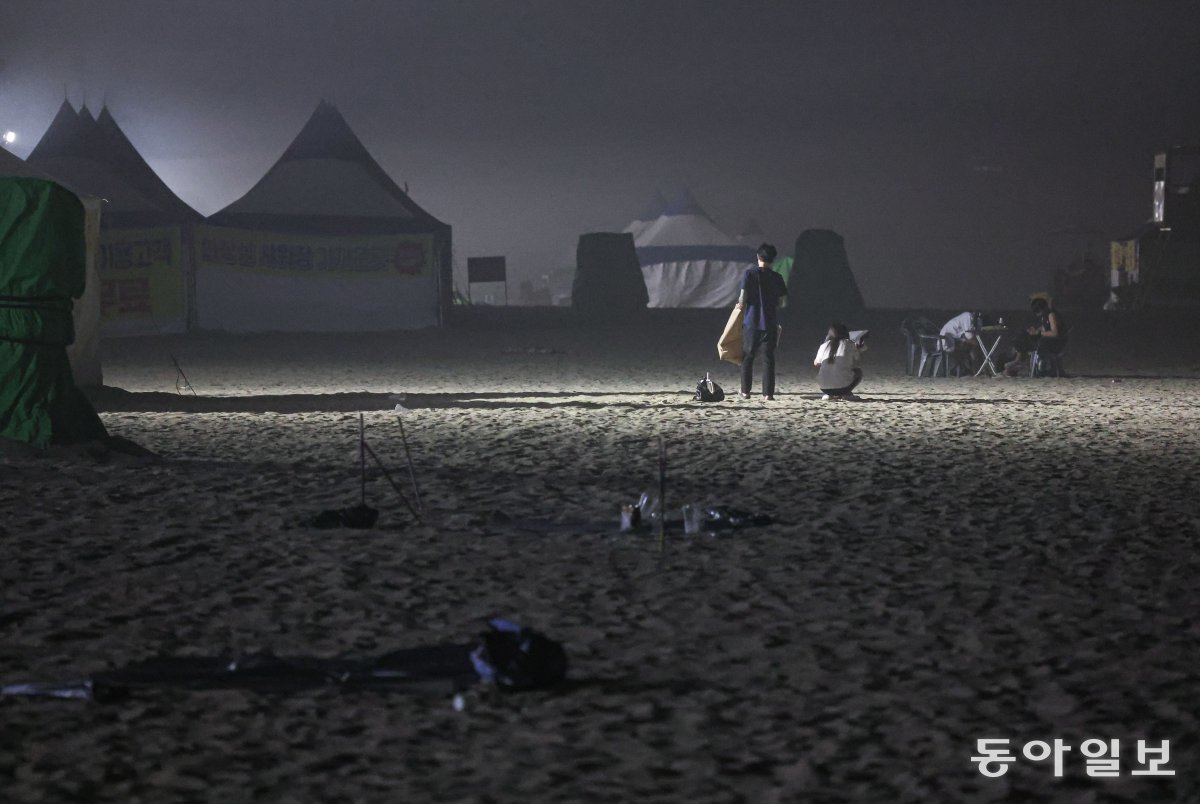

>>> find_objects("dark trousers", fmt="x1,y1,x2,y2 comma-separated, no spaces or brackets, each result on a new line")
1012,331,1040,355
741,326,778,396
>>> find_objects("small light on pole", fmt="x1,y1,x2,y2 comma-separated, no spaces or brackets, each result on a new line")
2,131,15,147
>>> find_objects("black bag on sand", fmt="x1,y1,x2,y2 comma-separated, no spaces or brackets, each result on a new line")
694,372,725,402
470,619,568,691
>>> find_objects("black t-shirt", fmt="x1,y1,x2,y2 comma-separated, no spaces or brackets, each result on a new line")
741,267,788,331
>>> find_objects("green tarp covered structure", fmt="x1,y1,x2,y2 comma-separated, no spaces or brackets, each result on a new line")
0,177,107,447
771,256,795,290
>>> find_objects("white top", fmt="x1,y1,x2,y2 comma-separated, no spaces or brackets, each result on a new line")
814,338,861,389
939,312,975,348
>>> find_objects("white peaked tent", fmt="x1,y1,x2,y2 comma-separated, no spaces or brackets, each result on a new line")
622,190,667,241
0,147,103,387
631,190,755,308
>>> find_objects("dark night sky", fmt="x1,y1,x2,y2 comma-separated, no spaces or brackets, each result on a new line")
3,0,1199,307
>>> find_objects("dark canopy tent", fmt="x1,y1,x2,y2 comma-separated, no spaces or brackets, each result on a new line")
198,101,452,331
572,232,648,316
94,107,202,227
788,229,866,321
205,101,447,237
27,101,200,335
0,177,107,447
27,101,196,230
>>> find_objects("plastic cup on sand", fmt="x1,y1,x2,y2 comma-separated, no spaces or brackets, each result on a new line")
638,491,661,523
619,504,640,531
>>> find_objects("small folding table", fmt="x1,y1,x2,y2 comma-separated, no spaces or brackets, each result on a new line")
972,326,1008,377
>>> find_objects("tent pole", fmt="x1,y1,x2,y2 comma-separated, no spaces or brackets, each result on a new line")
362,440,421,521
396,414,423,514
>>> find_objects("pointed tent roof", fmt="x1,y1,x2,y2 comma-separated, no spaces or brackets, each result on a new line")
95,106,201,222
26,101,190,226
661,188,709,218
632,188,754,264
626,190,667,226
634,188,741,249
636,190,668,222
27,100,93,163
207,101,446,235
623,190,668,237
736,218,766,242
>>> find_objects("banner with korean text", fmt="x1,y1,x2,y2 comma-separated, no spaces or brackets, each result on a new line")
194,226,437,331
98,227,187,335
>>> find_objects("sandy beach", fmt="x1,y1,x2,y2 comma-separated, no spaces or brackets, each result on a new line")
2,308,1199,802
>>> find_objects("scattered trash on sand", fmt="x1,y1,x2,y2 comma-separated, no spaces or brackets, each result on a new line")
620,491,771,536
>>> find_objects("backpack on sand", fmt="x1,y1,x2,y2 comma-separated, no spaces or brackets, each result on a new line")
694,372,725,402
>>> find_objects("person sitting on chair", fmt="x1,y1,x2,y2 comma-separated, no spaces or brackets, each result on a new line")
938,311,981,375
814,322,863,400
1003,297,1063,376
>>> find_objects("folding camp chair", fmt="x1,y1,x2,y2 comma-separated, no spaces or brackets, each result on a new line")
901,317,937,375
917,333,951,377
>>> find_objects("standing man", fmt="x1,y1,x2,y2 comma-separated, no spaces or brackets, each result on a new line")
736,243,788,400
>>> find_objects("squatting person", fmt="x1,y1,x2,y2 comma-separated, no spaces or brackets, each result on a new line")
814,322,864,400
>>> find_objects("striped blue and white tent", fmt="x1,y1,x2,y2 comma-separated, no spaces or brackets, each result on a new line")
631,190,755,308
622,190,667,241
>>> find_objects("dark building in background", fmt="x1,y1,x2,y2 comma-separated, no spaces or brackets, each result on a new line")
1109,146,1200,309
